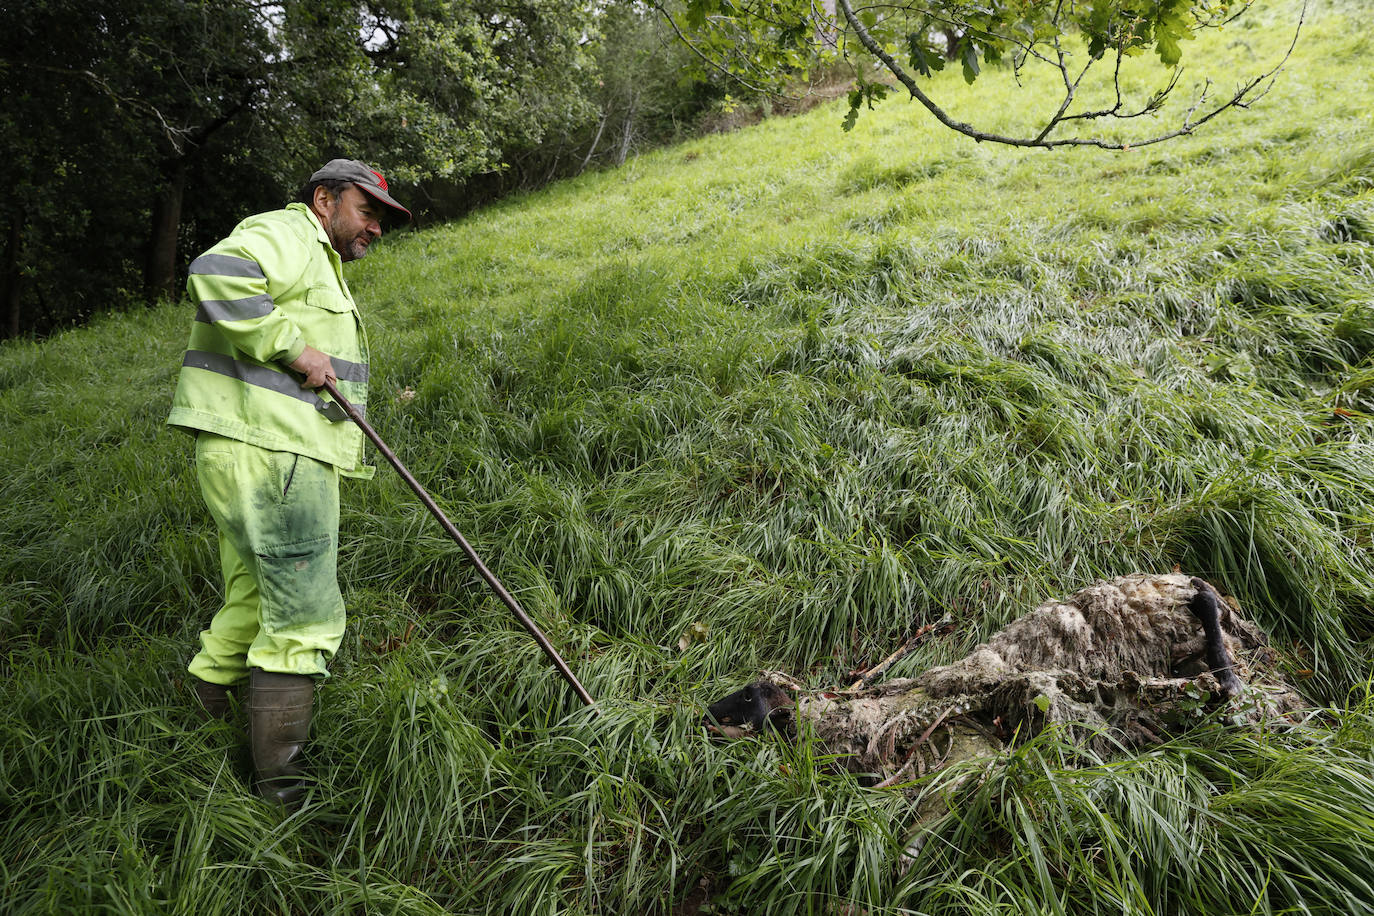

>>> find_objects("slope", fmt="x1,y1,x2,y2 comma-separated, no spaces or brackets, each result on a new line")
2,2,1373,912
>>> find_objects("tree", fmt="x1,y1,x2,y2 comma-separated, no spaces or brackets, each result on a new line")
415,3,737,215
1,0,594,335
657,0,1306,149
578,4,723,171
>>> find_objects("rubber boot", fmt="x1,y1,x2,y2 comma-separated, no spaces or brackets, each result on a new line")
247,668,315,807
192,678,235,722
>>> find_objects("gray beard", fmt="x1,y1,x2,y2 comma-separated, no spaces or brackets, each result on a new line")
328,214,369,262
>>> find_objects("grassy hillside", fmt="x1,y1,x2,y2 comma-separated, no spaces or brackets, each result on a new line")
3,2,1374,912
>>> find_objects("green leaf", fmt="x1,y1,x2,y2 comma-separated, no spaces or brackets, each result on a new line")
961,42,981,84
842,88,863,132
1156,31,1182,67
685,0,724,33
1154,11,1193,66
1085,0,1113,58
907,33,944,78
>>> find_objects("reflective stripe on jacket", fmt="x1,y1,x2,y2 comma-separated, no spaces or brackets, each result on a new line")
167,203,374,478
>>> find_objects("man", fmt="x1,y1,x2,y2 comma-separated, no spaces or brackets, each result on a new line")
168,159,410,805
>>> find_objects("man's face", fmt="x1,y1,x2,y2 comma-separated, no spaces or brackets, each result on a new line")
314,185,385,262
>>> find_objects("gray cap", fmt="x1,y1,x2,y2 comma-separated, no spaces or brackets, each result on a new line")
309,159,412,223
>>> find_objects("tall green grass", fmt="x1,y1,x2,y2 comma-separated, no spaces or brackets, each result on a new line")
3,1,1374,911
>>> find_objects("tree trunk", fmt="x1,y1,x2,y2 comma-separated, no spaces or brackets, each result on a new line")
145,159,186,303
580,108,609,174
615,90,639,167
940,28,964,61
1,217,21,339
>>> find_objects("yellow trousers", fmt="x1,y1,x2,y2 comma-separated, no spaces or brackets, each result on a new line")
188,432,344,684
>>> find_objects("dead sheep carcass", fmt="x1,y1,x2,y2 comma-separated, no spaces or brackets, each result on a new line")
704,573,1305,786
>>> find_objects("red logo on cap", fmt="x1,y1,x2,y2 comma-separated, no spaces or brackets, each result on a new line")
369,168,388,191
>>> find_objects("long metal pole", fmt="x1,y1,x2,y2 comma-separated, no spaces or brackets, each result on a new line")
322,379,595,707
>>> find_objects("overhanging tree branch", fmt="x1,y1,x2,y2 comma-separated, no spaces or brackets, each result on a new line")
835,0,1307,149
16,63,195,153
653,4,785,97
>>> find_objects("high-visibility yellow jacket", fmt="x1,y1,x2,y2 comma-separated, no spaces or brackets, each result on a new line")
167,203,373,478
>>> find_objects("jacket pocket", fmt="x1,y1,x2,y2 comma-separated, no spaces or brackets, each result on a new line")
305,285,354,313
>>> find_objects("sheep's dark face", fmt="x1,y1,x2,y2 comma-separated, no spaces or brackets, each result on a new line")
703,681,793,738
